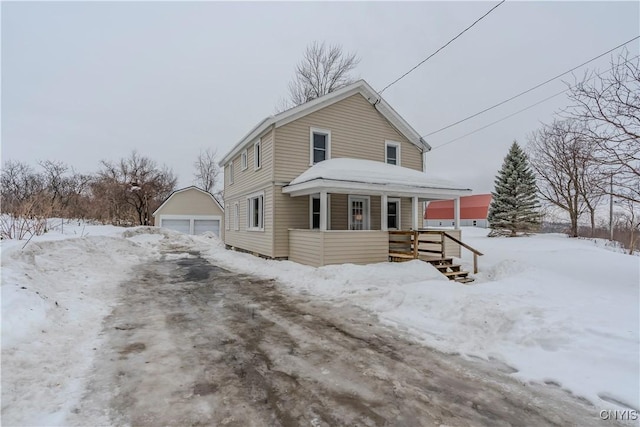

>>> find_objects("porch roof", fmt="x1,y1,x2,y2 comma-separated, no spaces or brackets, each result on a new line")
282,158,472,199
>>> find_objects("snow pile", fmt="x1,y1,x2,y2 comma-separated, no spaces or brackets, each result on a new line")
0,223,164,426
288,158,469,190
2,223,638,425
198,228,640,411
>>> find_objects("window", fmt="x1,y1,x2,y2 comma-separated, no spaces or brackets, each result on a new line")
309,128,331,165
311,196,321,229
385,141,401,165
348,196,370,230
247,192,264,230
241,150,248,170
234,203,240,231
225,204,230,230
228,161,234,185
387,198,401,230
472,220,477,227
254,140,261,170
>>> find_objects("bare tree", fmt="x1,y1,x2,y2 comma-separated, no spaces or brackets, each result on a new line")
566,51,639,204
282,41,360,110
528,119,600,237
94,151,177,225
193,148,220,193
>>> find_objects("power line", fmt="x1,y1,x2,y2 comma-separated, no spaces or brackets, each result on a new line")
423,35,640,137
430,54,640,150
378,0,506,95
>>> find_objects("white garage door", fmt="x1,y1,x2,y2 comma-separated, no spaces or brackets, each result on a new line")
161,219,190,234
194,219,220,236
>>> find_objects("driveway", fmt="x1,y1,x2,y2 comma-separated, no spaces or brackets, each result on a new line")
68,250,606,426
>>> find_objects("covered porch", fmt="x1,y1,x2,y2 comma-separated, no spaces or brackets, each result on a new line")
282,159,472,267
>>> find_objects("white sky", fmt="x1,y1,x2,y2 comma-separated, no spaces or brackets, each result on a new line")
2,1,638,193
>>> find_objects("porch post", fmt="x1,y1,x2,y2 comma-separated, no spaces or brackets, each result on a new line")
320,191,328,231
381,194,388,231
453,196,460,229
412,196,419,230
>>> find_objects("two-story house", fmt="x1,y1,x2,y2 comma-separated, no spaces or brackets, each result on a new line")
219,80,471,267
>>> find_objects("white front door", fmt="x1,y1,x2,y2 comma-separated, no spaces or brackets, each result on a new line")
349,196,370,230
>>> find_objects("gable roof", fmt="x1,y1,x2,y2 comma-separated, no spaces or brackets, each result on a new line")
219,79,430,166
152,186,223,217
424,194,492,220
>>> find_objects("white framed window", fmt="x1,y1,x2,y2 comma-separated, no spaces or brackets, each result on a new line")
348,195,370,230
234,202,240,231
309,195,331,230
228,161,234,185
387,198,401,230
254,139,261,170
309,127,331,165
247,191,264,231
225,204,230,230
385,141,401,165
241,150,248,170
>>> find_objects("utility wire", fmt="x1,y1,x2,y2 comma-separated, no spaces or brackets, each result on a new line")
430,54,640,150
378,0,506,94
424,35,640,137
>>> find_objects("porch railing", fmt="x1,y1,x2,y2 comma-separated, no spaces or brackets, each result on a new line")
389,230,484,273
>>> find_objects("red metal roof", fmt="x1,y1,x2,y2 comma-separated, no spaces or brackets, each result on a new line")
424,194,492,220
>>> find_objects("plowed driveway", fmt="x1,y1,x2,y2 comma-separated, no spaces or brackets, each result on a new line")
69,250,607,426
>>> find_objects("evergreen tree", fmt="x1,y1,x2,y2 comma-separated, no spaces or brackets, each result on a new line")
488,141,540,236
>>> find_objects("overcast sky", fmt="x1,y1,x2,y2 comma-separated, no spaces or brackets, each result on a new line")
2,1,638,194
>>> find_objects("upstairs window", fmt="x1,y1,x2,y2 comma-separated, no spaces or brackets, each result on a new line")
310,128,331,165
254,140,261,170
241,150,248,170
385,141,400,165
228,161,234,185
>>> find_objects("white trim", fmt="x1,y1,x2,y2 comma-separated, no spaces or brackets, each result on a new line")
234,202,240,231
241,149,248,170
254,139,262,170
246,191,265,231
152,185,224,216
387,197,401,230
229,161,234,185
309,127,331,166
385,141,401,166
283,178,472,199
225,204,230,230
348,195,371,231
218,80,431,167
309,193,331,230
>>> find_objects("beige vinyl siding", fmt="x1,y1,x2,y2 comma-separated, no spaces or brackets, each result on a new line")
155,189,223,216
275,94,423,182
225,128,274,199
322,231,388,265
288,230,324,267
443,228,462,258
401,198,413,230
273,186,308,258
223,186,274,258
289,230,388,266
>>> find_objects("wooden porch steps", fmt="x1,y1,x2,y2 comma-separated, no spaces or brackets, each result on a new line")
425,257,474,284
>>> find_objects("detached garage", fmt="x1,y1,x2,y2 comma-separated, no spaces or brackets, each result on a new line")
153,186,224,238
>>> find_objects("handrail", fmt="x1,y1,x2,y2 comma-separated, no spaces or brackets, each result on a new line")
443,232,483,256
388,230,484,274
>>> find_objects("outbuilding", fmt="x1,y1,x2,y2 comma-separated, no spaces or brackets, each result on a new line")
424,194,492,228
153,186,224,237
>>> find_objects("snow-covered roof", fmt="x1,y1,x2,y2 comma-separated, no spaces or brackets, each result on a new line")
219,80,430,166
283,158,472,199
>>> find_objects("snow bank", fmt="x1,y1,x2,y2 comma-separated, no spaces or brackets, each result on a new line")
198,228,640,411
0,223,163,426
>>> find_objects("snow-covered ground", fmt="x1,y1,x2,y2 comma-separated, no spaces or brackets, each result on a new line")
1,222,638,425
